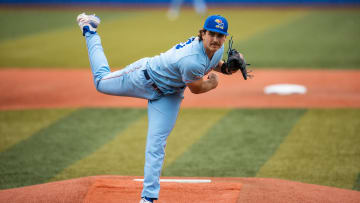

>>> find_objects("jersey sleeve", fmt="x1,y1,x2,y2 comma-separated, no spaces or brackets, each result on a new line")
178,57,206,84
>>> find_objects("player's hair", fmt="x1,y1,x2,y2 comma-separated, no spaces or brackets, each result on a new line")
198,28,206,41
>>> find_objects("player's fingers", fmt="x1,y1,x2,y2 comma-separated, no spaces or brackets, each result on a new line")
209,72,218,79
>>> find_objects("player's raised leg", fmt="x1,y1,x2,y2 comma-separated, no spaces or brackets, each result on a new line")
85,33,112,90
77,13,110,89
141,93,183,200
77,13,157,100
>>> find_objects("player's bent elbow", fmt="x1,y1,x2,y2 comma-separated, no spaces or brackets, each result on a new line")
94,80,107,94
188,87,202,94
190,90,202,94
95,86,105,94
187,81,205,94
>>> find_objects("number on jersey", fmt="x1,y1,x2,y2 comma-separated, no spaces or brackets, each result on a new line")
175,37,195,49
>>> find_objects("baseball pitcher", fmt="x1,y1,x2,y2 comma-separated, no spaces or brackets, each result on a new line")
77,13,250,203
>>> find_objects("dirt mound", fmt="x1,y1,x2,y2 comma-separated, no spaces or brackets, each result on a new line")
0,176,94,203
0,176,359,203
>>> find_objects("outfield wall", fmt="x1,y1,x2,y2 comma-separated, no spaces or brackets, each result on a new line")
0,0,359,5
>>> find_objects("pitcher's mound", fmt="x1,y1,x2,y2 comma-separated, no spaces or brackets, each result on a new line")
1,176,359,203
84,177,241,203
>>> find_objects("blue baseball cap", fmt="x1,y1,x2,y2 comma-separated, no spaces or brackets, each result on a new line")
203,15,229,36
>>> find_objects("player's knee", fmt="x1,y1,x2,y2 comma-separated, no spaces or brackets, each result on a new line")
94,84,102,93
93,66,110,82
94,81,107,94
93,72,110,93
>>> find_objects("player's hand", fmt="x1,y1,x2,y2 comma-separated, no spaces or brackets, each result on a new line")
207,72,219,88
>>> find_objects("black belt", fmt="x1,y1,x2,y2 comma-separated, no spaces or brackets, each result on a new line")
143,69,163,94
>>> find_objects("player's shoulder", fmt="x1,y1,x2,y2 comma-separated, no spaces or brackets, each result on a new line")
176,37,206,59
161,36,206,70
174,36,197,50
174,37,202,53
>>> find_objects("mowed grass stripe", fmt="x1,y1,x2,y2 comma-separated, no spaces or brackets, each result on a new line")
52,115,149,180
257,109,360,190
0,10,77,41
0,27,88,68
163,109,230,168
0,10,131,41
354,173,360,191
241,10,360,69
0,108,145,189
0,9,307,68
163,109,306,177
52,109,229,181
224,8,307,49
103,9,307,68
0,109,75,152
0,11,134,68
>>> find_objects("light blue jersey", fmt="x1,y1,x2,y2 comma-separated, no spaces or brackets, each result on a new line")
82,12,231,202
84,33,224,200
147,37,224,95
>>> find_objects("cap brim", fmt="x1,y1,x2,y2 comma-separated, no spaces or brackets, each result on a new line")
204,27,229,36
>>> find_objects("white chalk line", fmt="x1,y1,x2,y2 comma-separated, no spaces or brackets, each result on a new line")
133,179,211,183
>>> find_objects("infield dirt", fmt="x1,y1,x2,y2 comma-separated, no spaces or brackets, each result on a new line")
1,69,359,109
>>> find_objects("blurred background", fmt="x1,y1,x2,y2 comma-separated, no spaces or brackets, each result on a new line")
0,0,359,69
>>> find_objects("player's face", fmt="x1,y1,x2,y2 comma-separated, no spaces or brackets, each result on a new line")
202,31,226,53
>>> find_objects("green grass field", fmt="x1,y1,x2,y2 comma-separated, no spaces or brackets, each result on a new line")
0,7,359,191
1,108,359,190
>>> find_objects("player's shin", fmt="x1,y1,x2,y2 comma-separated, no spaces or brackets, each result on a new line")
85,33,111,88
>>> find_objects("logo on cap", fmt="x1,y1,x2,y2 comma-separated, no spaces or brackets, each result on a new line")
214,19,224,30
203,15,229,35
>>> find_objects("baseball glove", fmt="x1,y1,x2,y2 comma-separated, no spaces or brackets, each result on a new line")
221,37,252,80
